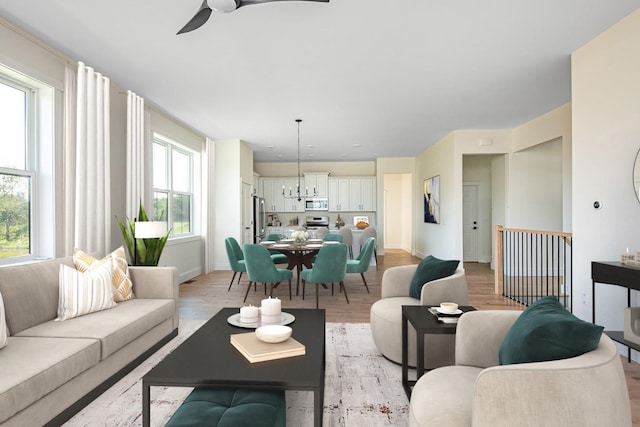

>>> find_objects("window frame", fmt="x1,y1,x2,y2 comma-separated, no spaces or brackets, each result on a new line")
0,75,38,265
152,132,196,239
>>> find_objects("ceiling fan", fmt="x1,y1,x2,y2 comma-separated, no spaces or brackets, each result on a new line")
177,0,330,35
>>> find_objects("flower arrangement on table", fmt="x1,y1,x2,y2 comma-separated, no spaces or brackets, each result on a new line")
291,230,309,245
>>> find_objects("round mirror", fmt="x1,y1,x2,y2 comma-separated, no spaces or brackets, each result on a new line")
634,148,640,201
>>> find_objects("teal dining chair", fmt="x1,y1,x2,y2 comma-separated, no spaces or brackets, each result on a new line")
224,237,246,292
265,233,286,241
346,237,375,293
264,234,289,265
301,243,348,309
323,233,343,243
242,244,293,302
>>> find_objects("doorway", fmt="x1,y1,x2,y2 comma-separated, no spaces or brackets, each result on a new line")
463,154,503,264
383,173,413,252
463,184,479,262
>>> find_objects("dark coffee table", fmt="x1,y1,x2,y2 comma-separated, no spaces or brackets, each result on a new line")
401,305,476,398
142,307,326,426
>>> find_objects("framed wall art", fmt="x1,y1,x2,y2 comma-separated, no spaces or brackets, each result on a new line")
424,175,440,224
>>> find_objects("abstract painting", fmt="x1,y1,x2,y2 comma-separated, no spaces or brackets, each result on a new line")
424,175,440,224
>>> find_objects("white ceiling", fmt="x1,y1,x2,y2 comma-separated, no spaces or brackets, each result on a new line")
1,1,638,162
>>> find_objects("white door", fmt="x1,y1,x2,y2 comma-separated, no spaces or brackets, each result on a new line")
242,183,253,245
463,185,479,262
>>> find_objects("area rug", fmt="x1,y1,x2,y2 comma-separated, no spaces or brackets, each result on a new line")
63,321,409,426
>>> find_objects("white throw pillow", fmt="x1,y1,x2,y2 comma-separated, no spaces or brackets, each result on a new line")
0,292,7,350
57,263,116,321
73,246,135,302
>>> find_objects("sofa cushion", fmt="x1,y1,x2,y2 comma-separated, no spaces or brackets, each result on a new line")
0,257,74,334
409,256,459,299
57,263,117,320
0,336,100,423
499,296,604,365
0,292,7,349
74,246,135,302
166,388,286,427
17,298,174,359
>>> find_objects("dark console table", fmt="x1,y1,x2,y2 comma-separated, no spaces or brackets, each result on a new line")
591,261,640,361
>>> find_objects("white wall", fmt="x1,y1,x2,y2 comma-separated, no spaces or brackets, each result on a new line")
512,103,573,231
148,109,206,282
572,8,640,337
214,139,247,270
507,138,563,231
415,133,458,259
491,155,507,269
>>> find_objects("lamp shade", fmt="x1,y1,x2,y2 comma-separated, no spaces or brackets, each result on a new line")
135,221,168,239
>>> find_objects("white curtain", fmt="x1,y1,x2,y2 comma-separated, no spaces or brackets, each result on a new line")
126,90,145,219
63,61,111,255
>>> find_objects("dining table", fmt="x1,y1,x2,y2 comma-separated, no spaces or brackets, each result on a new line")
260,239,333,295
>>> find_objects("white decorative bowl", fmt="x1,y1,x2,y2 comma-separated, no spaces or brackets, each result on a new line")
255,325,292,343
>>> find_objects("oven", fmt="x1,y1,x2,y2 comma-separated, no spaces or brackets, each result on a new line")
305,216,330,230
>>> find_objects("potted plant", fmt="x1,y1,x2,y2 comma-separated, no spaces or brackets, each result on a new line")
117,202,170,266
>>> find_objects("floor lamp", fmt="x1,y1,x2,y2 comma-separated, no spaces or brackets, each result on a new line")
134,220,168,265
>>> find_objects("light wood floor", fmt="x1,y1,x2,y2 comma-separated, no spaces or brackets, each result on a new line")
180,249,640,425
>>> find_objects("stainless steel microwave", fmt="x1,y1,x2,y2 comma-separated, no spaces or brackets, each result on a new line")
305,198,329,211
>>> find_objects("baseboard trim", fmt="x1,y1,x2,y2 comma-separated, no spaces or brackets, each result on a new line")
44,328,179,427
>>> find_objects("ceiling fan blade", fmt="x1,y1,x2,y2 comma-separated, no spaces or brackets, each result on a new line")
238,0,329,8
177,0,213,35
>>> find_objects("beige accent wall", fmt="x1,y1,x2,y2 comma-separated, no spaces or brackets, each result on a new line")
571,9,640,332
414,133,457,259
513,103,572,231
414,105,572,264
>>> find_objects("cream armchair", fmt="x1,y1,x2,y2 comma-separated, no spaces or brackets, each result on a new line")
369,264,468,368
409,310,631,427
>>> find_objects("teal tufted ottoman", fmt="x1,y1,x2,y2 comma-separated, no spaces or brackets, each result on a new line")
165,387,286,427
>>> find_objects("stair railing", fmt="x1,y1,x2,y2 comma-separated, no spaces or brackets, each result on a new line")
495,225,573,310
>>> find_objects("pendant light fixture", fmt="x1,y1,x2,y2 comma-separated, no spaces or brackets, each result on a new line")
282,119,318,201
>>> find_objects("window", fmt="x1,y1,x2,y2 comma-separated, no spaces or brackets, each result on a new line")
0,77,35,262
152,133,195,237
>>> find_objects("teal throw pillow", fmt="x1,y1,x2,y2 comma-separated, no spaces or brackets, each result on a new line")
499,296,604,365
408,255,460,300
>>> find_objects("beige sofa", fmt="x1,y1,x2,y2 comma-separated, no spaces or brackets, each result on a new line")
0,256,179,426
409,310,631,427
370,264,468,368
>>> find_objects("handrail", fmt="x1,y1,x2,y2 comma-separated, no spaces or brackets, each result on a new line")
495,225,573,310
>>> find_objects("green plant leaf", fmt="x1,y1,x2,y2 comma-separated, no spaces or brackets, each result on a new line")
116,200,169,266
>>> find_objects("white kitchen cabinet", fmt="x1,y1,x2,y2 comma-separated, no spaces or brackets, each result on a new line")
348,177,376,211
262,178,284,212
282,178,306,212
303,173,329,197
328,178,350,211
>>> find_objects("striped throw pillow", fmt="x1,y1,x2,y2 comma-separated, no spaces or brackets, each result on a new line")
0,292,7,350
56,263,116,321
74,246,135,302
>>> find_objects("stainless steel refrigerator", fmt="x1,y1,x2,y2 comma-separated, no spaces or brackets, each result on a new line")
253,196,266,243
